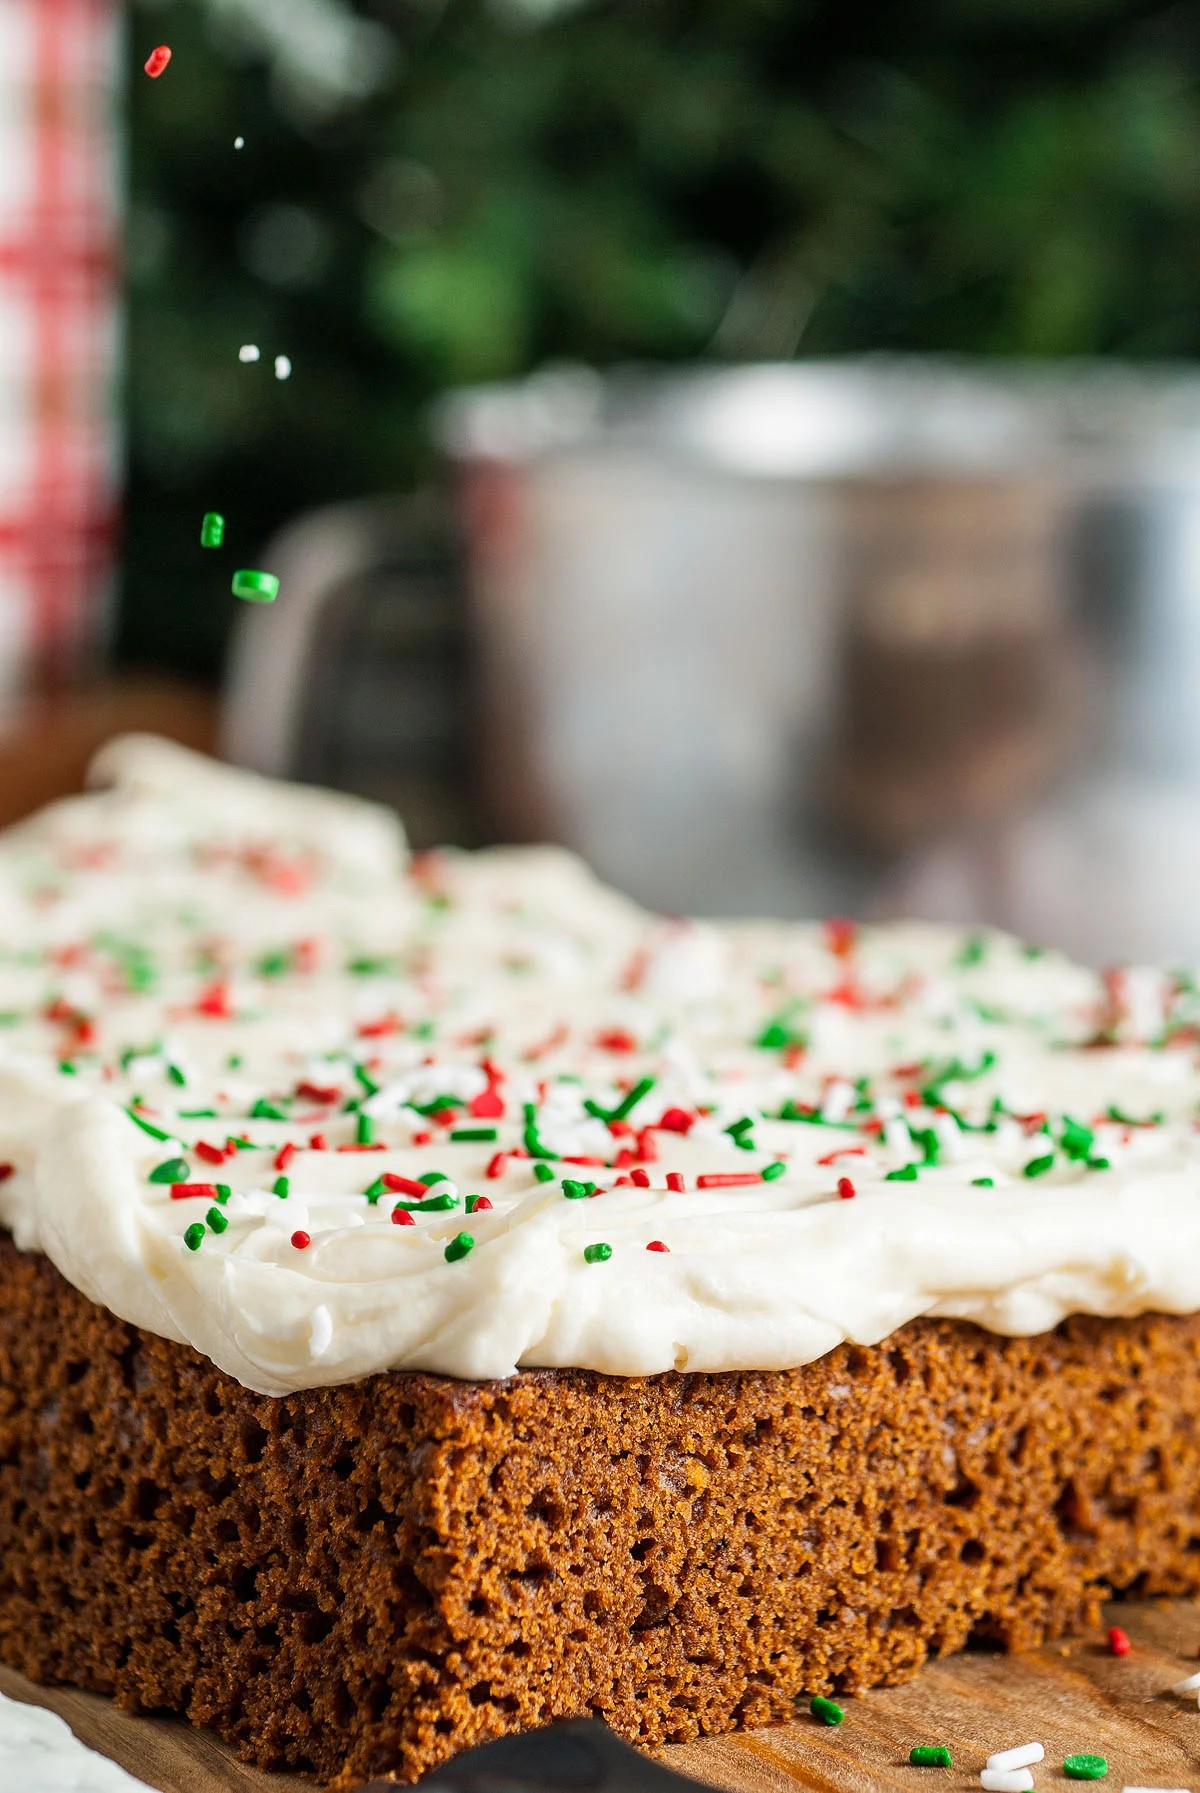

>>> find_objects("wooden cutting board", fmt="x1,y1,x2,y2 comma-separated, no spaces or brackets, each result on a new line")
3,1600,1199,1792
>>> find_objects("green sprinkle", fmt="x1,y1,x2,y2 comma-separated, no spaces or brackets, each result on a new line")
356,1112,375,1146
364,1177,388,1204
761,1161,787,1181
755,1015,806,1051
886,1163,918,1182
533,1162,555,1183
206,1206,229,1233
393,1192,458,1213
215,1184,231,1203
910,1747,952,1767
354,1062,381,1097
971,1176,995,1187
1023,1152,1055,1178
583,1242,612,1264
232,567,279,604
1087,1156,1112,1171
58,1060,77,1076
177,1107,217,1118
444,1231,474,1263
561,1178,592,1200
609,1075,656,1123
523,1102,556,1160
1106,1103,1163,1127
954,933,987,968
166,1063,187,1086
810,1695,843,1726
125,1106,174,1143
273,1175,290,1198
465,1194,488,1213
1060,1115,1095,1160
418,1170,450,1187
251,1097,287,1121
1063,1756,1107,1780
149,1157,190,1184
726,1116,755,1138
256,949,291,978
183,1222,206,1251
200,511,225,548
450,1126,497,1143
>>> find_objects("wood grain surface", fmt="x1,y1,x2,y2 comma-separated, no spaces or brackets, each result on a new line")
3,1600,1199,1791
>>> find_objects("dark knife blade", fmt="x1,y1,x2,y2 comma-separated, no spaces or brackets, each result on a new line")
358,1718,716,1792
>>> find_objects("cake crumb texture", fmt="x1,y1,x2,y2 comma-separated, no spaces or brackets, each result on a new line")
2,1235,1200,1787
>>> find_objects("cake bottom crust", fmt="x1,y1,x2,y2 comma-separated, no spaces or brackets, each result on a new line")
2,1236,1200,1787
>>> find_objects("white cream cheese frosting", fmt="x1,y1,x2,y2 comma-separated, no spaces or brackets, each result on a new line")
1,734,1199,1395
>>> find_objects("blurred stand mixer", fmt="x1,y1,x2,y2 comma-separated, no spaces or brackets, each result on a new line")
223,360,1200,966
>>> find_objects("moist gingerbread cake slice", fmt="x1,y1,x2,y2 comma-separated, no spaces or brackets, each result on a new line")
3,1240,1200,1784
2,737,1200,1783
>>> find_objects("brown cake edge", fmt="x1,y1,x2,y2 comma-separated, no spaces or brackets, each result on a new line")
2,1230,1200,1787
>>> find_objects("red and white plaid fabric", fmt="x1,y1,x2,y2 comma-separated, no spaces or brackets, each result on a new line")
0,0,119,709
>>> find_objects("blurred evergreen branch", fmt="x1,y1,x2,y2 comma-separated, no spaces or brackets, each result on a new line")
126,0,1200,674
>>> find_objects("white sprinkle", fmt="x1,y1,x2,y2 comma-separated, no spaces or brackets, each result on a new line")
310,1303,333,1359
238,343,260,363
980,1771,1034,1793
1171,1668,1200,1694
234,135,245,150
821,1079,855,1125
987,1745,1044,1773
274,354,292,381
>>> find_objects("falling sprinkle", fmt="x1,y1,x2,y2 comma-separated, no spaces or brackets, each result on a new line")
274,355,292,381
144,45,172,78
238,344,261,363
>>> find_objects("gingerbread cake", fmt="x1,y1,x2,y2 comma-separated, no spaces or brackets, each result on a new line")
1,736,1199,1786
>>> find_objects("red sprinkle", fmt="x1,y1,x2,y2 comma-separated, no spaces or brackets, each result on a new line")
630,1167,651,1188
657,1107,694,1134
390,1207,415,1227
646,1240,669,1252
144,44,172,78
666,1171,685,1193
0,1163,14,1183
382,1174,429,1198
357,1013,402,1038
817,1144,866,1166
274,1142,296,1173
308,1132,328,1150
290,1230,311,1250
1108,1626,1131,1656
837,1176,857,1200
595,1028,637,1053
297,1081,340,1105
696,1173,761,1189
194,1141,227,1166
635,1128,659,1163
469,1087,505,1119
195,980,233,1019
471,1196,494,1213
170,1182,219,1201
485,1152,509,1180
824,916,858,957
412,1129,433,1146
